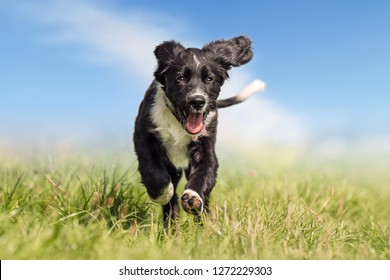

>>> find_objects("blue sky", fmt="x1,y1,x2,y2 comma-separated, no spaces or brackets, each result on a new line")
1,0,389,156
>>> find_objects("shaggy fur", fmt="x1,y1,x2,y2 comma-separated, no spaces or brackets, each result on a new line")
133,36,265,221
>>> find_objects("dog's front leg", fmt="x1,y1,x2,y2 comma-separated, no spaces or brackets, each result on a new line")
181,138,218,215
134,132,181,221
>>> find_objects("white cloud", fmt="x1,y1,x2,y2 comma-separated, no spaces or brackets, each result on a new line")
16,0,179,81
217,71,309,150
9,0,310,151
312,134,390,159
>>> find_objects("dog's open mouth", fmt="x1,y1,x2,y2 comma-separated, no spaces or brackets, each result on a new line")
185,112,204,134
176,109,205,135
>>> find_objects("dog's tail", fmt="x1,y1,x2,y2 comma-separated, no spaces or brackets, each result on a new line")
216,79,266,108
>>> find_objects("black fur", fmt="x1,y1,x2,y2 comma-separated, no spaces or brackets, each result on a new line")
133,36,253,221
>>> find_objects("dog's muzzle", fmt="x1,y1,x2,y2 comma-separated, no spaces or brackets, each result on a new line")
186,96,206,134
163,94,209,135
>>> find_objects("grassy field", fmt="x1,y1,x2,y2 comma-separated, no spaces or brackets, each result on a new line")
0,149,389,259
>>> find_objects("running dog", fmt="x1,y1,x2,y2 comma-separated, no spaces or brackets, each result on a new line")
133,36,265,221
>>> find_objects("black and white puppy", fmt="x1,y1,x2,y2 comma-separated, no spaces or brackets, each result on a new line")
133,36,265,221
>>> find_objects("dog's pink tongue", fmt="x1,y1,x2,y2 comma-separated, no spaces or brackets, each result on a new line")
186,112,204,134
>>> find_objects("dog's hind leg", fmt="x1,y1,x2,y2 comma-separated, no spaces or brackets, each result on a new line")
162,168,182,222
162,194,179,224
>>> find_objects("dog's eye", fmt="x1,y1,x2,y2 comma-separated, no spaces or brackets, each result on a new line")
176,75,185,82
205,75,214,83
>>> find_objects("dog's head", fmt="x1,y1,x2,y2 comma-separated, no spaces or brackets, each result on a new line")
153,36,253,135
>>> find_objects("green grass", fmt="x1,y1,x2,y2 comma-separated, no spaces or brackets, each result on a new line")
0,150,389,259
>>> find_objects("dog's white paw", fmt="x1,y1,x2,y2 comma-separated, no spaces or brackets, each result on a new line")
181,189,203,214
149,182,174,205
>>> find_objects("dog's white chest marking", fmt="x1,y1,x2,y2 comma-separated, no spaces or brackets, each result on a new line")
150,87,192,168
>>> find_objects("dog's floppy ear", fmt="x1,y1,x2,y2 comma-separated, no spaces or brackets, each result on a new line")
203,36,253,70
154,40,185,85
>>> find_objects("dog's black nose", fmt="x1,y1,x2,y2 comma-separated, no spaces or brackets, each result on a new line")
189,96,206,110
